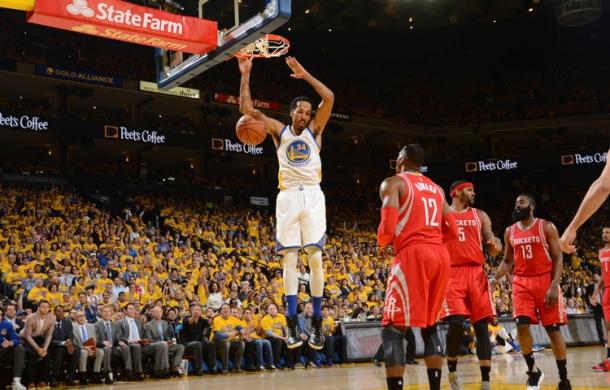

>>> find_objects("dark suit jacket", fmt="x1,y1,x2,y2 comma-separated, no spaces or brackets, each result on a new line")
94,320,121,348
51,318,75,347
117,317,146,343
144,320,174,342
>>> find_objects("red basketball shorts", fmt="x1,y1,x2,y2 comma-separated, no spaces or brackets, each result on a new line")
382,243,450,328
442,264,495,323
512,273,567,326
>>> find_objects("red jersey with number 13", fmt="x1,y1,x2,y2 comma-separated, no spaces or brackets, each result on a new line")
393,172,445,254
445,208,486,266
509,218,552,277
599,248,610,285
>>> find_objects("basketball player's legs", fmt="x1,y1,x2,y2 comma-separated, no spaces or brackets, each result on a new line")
302,187,326,349
513,275,544,386
539,277,569,387
597,292,610,369
422,246,450,390
381,262,408,390
443,266,469,388
276,190,304,349
468,267,494,388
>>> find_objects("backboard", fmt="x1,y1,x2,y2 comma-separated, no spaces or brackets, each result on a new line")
155,0,291,90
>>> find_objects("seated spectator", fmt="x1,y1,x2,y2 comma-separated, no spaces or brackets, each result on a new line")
22,300,56,389
241,307,275,371
261,303,288,369
144,306,185,377
49,306,79,387
180,303,217,375
211,304,245,373
73,310,104,385
94,305,130,384
0,305,26,390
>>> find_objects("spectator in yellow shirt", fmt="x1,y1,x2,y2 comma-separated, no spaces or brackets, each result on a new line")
325,277,341,300
261,303,289,369
212,304,245,373
242,307,275,371
321,306,341,366
297,284,311,303
47,283,63,309
27,279,49,304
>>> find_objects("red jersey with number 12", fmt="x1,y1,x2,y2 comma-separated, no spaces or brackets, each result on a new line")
445,208,486,266
393,172,445,254
509,218,552,277
599,248,610,285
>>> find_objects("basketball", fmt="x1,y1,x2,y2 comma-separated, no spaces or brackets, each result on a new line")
236,114,267,145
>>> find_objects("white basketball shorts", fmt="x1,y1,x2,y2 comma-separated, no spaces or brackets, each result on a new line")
275,184,326,253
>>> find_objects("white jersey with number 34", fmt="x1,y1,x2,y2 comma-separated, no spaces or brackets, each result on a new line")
276,126,321,191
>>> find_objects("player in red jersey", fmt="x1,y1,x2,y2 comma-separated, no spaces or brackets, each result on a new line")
590,227,610,371
442,181,502,390
377,144,457,390
494,194,571,390
560,148,610,253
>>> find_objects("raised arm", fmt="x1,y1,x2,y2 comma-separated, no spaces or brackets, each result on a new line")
478,210,502,257
560,148,610,253
237,57,284,146
285,57,334,138
494,228,514,282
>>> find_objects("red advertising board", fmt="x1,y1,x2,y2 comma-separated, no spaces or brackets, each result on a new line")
28,0,217,54
214,92,281,111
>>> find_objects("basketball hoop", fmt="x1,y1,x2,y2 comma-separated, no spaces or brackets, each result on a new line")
235,34,290,59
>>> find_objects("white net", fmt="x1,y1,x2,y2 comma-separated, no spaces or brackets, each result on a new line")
236,34,290,58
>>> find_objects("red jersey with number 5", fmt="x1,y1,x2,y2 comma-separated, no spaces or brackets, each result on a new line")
445,208,486,266
599,248,610,285
393,172,445,254
509,218,552,277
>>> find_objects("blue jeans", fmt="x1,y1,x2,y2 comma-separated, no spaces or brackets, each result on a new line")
254,338,274,366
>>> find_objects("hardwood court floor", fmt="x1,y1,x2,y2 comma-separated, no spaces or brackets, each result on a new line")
73,347,610,389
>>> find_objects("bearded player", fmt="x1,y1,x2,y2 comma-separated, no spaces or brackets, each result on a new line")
590,226,610,371
494,194,571,390
377,144,457,390
442,181,502,390
560,148,610,253
238,57,334,350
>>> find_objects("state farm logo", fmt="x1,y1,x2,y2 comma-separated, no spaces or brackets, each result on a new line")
67,0,94,17
62,0,184,35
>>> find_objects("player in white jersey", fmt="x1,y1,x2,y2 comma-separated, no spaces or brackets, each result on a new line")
238,57,334,350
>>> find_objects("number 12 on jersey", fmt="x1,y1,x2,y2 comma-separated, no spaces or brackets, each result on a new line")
422,197,439,227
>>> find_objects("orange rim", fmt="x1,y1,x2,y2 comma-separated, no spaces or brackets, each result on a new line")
235,34,290,59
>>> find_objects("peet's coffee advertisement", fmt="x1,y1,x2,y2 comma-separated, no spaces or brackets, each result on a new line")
104,124,166,145
561,152,607,166
0,111,51,132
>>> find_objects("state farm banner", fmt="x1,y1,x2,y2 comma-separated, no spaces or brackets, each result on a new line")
27,0,217,54
214,92,281,111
